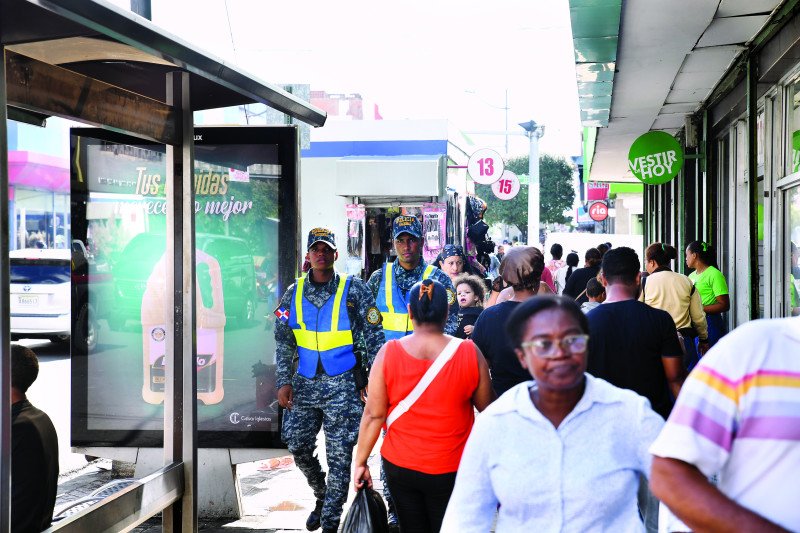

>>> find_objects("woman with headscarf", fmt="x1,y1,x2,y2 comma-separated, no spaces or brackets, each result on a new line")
438,244,471,316
441,296,664,532
353,279,494,533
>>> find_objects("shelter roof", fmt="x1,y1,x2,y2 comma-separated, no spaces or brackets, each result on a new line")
1,0,326,126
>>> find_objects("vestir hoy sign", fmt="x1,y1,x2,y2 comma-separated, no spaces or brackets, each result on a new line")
628,131,684,185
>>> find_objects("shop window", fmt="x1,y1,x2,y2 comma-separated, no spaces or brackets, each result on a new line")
12,188,70,250
716,135,731,278
788,79,800,175
788,185,800,316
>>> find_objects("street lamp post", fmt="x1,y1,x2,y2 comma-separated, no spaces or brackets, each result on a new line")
519,120,545,246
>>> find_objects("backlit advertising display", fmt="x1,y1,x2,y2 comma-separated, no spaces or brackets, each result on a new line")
70,127,298,447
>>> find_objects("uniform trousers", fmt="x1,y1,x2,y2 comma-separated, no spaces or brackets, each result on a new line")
282,371,363,530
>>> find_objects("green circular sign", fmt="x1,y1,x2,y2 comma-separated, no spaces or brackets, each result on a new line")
628,131,684,185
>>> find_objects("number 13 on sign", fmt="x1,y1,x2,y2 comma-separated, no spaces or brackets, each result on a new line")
468,148,505,185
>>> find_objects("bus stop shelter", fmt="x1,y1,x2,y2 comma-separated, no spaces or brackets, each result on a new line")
0,0,326,530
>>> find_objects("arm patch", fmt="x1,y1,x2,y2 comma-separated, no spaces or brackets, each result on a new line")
366,306,382,325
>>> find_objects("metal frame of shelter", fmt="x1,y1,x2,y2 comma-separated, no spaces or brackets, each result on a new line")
0,0,326,531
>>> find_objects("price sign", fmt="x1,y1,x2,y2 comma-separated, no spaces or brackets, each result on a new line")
468,148,504,185
589,201,609,222
491,171,520,200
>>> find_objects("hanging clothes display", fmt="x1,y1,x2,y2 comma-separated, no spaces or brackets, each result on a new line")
345,204,366,276
422,202,447,265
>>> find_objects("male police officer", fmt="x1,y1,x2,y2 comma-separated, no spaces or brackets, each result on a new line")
275,228,385,533
366,215,457,528
367,215,458,337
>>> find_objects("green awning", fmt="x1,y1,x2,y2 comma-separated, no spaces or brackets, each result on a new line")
569,0,622,127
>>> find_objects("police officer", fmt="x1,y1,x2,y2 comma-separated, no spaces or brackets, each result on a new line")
366,215,457,529
275,228,385,533
368,215,458,337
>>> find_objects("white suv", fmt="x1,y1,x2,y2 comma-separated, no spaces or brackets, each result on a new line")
10,248,71,344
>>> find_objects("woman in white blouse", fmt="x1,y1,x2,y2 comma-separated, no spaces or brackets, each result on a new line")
441,296,664,532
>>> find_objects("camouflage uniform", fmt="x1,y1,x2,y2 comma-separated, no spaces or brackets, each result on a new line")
367,260,458,335
276,272,384,531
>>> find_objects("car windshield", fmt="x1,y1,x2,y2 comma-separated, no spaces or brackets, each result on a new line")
10,259,71,284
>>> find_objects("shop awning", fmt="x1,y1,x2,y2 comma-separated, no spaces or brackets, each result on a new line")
1,0,326,127
569,0,780,182
335,155,446,198
8,151,69,192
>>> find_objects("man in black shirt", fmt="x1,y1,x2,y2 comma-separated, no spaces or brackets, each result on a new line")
563,248,602,305
11,344,59,532
586,247,685,419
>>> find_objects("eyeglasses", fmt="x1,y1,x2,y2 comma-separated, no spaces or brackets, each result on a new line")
520,334,589,359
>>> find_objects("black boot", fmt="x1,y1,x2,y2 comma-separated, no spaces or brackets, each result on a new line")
306,499,324,531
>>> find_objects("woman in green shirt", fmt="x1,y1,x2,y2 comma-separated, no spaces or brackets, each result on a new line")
685,241,730,346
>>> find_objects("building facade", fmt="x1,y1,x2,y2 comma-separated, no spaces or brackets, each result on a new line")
570,0,800,327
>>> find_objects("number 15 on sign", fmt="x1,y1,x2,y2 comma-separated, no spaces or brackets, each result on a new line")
492,171,520,200
468,148,505,185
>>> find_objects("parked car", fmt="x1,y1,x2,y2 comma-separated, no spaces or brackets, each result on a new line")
107,232,257,330
72,239,107,354
10,248,71,344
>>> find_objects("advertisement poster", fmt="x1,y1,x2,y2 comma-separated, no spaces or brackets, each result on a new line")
71,127,296,448
422,202,447,264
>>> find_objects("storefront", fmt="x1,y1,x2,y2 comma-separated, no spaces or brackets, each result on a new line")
569,0,800,330
8,151,69,250
301,119,474,278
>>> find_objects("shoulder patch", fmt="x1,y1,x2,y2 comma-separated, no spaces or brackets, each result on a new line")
366,306,382,325
446,288,456,305
273,306,290,323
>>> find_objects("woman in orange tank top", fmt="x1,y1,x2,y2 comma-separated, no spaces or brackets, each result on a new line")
353,279,494,533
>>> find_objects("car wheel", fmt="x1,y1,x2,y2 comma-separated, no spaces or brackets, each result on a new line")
75,303,98,354
49,334,70,346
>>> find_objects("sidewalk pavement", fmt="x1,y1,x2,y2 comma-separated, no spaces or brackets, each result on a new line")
54,440,386,532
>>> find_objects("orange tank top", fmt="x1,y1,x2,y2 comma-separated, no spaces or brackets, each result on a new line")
381,338,479,474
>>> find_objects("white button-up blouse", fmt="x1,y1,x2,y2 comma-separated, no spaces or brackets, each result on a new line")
441,374,665,532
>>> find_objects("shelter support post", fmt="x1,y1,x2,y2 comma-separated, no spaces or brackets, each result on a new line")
1,45,12,533
163,70,197,532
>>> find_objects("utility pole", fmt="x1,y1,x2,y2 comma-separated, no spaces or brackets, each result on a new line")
503,89,509,155
520,120,545,246
465,89,511,155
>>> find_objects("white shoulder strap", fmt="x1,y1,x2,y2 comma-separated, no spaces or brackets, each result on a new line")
386,337,463,429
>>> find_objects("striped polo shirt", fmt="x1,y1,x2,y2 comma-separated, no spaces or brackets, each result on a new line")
649,316,800,531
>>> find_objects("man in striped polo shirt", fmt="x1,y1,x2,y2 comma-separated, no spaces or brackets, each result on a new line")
649,316,800,532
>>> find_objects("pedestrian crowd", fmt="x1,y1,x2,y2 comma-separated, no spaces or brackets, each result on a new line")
8,212,797,533
272,218,799,533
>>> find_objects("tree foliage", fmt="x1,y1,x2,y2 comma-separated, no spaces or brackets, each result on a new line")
475,154,575,242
